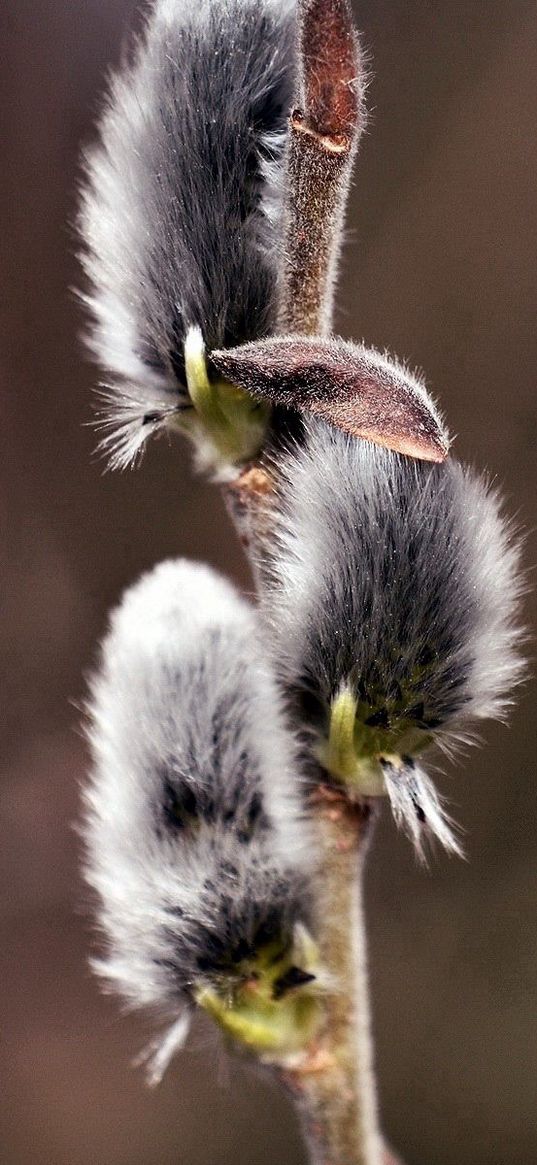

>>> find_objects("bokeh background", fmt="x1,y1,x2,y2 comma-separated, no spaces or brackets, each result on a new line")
2,1,536,1162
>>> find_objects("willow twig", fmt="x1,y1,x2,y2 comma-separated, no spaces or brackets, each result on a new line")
225,4,387,1163
278,0,367,335
281,790,382,1165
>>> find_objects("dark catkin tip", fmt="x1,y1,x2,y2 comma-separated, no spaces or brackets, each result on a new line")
163,778,199,830
364,708,390,729
273,966,317,1000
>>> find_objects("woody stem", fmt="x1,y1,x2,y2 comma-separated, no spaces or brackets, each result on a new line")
278,0,367,335
227,4,383,1162
280,791,382,1165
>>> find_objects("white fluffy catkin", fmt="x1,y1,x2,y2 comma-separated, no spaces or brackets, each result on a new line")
83,559,311,1079
78,0,297,470
260,421,525,854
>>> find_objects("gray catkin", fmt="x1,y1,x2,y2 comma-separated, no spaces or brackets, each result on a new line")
260,420,525,852
78,0,297,468
82,559,312,1076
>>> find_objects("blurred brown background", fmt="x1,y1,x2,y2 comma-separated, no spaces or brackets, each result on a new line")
2,1,536,1163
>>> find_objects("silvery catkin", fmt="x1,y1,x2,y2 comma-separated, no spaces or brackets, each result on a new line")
78,0,297,471
83,559,314,1079
260,421,524,855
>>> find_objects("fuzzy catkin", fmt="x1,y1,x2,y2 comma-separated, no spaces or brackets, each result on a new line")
260,421,524,849
83,559,311,1074
78,0,297,469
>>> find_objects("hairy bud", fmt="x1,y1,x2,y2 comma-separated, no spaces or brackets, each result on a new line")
212,336,449,462
83,559,318,1079
260,422,525,855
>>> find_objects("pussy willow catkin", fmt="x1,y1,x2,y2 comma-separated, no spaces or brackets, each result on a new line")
79,0,297,472
83,559,316,1079
260,421,524,854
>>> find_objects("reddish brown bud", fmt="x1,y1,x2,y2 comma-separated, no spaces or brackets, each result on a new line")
212,336,449,463
298,0,366,139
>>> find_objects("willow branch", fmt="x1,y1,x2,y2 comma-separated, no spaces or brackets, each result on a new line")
224,6,389,1164
281,791,382,1165
225,0,368,552
278,0,367,335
